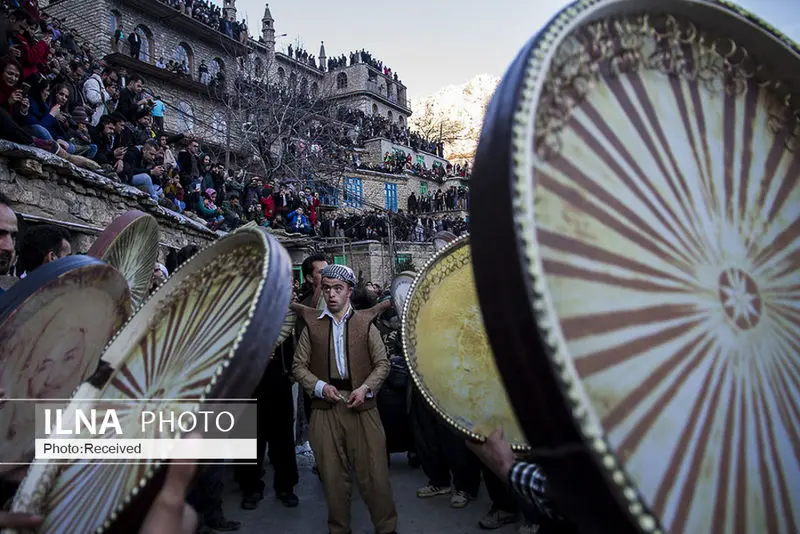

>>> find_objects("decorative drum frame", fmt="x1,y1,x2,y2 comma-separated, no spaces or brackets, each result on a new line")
8,227,293,534
402,235,528,450
87,210,160,310
470,1,800,533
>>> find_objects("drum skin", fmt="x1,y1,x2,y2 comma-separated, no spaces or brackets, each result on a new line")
390,271,416,317
402,236,527,450
10,227,293,534
0,256,131,478
87,210,160,310
470,1,800,533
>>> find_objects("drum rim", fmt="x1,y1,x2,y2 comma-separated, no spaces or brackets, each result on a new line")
87,210,160,310
0,255,125,324
94,225,291,534
472,0,800,532
12,226,292,534
401,233,530,451
0,259,131,475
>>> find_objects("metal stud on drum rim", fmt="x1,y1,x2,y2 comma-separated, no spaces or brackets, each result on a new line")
401,235,528,450
9,227,293,534
470,1,800,533
0,256,131,478
87,210,160,310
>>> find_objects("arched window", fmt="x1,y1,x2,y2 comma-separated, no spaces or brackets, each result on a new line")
288,72,297,89
177,101,194,133
109,10,121,33
300,77,308,95
135,25,154,64
175,43,193,76
372,103,378,115
398,115,404,127
277,67,285,80
209,58,225,78
211,110,227,142
310,82,319,98
254,57,264,77
388,110,393,122
337,72,348,89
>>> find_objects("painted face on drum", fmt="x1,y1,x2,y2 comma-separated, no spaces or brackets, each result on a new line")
0,202,17,275
321,278,351,314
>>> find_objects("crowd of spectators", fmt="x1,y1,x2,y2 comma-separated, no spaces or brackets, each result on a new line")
0,4,470,245
317,210,467,243
286,44,323,71
156,0,248,44
336,107,444,157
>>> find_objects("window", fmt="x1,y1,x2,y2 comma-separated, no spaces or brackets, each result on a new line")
337,72,348,89
277,67,285,80
420,182,428,196
254,57,264,77
311,82,319,98
209,58,225,78
384,183,397,212
372,104,378,116
318,184,338,206
135,25,153,64
334,256,347,265
300,77,308,95
177,101,194,133
293,265,304,285
342,177,363,208
388,110,393,122
109,10,121,32
175,43,193,75
289,72,297,89
211,110,227,141
395,254,412,269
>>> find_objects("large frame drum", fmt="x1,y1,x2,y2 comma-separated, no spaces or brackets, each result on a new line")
470,1,800,533
8,227,293,534
402,236,527,450
0,256,131,479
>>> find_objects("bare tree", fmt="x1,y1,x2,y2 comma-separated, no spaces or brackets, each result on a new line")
213,50,359,190
409,100,465,144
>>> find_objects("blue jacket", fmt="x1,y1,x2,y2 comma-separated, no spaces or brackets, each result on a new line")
287,209,310,230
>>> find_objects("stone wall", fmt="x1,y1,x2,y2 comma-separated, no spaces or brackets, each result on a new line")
46,0,234,144
0,141,216,259
362,138,448,171
321,240,434,287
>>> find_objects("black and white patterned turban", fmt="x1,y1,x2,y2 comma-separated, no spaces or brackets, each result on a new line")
320,264,356,286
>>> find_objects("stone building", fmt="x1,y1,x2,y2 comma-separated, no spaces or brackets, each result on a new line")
44,0,452,215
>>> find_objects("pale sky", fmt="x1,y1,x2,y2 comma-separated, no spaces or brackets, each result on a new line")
236,0,799,100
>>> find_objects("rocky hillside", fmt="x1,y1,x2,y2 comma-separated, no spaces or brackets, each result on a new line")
410,73,500,164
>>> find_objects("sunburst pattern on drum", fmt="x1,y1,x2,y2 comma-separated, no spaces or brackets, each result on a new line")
35,244,264,533
532,57,800,532
98,215,159,309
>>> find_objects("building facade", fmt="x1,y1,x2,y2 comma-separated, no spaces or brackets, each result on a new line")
45,0,454,217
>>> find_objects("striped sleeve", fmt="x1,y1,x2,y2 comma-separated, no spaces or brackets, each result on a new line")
508,461,555,518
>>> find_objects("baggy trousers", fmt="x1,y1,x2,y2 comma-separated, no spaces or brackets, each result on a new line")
309,401,398,534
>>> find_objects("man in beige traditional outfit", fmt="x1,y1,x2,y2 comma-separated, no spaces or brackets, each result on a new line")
293,264,398,534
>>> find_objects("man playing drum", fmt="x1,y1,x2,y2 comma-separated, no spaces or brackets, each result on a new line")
292,264,398,534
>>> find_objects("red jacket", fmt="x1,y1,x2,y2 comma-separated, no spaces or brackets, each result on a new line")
309,197,320,225
260,194,275,219
13,33,50,79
